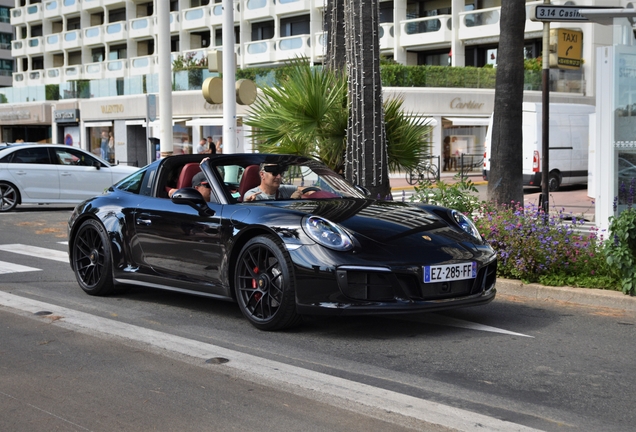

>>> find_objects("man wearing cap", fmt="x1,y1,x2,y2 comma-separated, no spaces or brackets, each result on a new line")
168,171,212,202
244,163,305,201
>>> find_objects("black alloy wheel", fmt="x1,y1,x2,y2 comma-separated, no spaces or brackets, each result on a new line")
235,235,301,331
0,182,18,212
72,219,114,296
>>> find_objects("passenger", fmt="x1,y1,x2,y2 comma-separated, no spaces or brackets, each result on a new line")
168,172,211,202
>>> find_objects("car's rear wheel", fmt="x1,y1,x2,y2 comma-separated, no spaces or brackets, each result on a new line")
72,219,114,296
0,181,19,212
234,235,301,331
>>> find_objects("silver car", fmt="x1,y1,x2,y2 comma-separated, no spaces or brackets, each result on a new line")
0,143,139,212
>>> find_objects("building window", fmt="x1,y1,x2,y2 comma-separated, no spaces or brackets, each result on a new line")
0,7,10,24
280,15,309,37
252,21,274,41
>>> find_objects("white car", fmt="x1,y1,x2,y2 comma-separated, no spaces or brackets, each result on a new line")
0,143,139,212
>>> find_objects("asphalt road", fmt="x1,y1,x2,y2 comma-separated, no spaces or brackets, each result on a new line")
1,203,635,431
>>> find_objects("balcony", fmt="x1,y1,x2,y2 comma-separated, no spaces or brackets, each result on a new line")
105,59,127,78
105,22,127,43
11,40,26,57
84,26,103,46
84,62,104,80
130,55,156,76
379,23,394,51
26,37,44,55
182,6,211,30
45,34,62,52
44,0,61,19
13,72,25,84
10,8,24,26
28,70,44,86
44,68,62,85
82,0,102,11
130,17,154,39
61,0,82,15
62,30,82,49
244,0,275,21
244,39,275,65
400,15,452,49
458,7,500,42
275,0,311,15
275,35,311,62
211,3,224,25
25,3,43,23
65,65,82,80
170,12,180,33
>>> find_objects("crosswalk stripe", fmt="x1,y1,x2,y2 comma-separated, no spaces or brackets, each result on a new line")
0,244,68,263
0,260,41,274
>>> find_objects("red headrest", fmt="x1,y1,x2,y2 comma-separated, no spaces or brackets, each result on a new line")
238,165,261,201
176,162,201,190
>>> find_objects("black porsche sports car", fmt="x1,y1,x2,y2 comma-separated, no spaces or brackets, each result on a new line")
68,153,497,330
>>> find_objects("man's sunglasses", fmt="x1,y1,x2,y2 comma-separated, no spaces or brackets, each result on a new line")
196,183,211,189
262,164,285,177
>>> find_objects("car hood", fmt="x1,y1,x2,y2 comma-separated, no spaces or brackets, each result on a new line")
261,199,480,248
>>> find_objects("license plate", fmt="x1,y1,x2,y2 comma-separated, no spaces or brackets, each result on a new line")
423,262,476,283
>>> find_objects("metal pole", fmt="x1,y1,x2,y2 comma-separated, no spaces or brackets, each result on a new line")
157,0,173,158
541,1,550,214
222,0,237,154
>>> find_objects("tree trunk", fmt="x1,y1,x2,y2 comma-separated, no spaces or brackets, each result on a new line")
324,0,346,72
343,0,390,199
487,0,525,206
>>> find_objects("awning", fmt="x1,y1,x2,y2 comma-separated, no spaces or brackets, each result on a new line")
147,117,191,127
186,118,223,126
443,117,491,127
125,119,147,126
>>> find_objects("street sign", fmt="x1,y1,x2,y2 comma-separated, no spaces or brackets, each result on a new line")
550,28,583,69
531,5,588,22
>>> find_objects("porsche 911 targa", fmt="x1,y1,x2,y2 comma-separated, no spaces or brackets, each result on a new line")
68,154,497,330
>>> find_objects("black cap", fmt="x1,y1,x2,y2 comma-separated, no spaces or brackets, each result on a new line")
192,172,208,187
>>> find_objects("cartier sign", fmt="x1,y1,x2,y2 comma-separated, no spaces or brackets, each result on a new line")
450,98,484,110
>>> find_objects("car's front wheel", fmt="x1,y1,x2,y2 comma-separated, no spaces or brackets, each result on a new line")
72,219,115,296
234,235,302,331
0,181,19,212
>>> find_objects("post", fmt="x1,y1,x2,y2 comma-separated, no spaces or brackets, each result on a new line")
223,0,237,154
541,0,550,215
157,0,173,158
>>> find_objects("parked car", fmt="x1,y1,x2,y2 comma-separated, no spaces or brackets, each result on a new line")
67,154,497,331
0,143,139,212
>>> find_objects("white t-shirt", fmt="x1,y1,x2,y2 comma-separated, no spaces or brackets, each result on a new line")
245,185,297,200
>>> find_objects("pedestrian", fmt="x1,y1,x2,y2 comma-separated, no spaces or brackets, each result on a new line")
443,136,451,171
196,138,208,154
207,136,217,154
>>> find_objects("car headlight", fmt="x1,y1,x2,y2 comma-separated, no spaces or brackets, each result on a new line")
303,216,353,251
452,210,481,240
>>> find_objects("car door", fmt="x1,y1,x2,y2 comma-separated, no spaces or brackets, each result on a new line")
2,147,60,200
54,147,115,201
132,197,228,294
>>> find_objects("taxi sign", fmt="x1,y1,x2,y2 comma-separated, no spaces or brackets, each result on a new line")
550,28,583,69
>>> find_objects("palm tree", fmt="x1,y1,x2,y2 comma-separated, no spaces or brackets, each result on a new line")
245,60,429,175
487,0,525,206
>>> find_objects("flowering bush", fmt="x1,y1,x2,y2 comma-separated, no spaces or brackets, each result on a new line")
473,201,617,289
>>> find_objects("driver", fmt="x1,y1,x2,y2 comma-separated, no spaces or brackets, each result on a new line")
244,163,310,201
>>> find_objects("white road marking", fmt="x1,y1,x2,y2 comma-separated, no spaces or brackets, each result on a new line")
0,291,541,432
419,314,534,338
0,244,68,263
0,261,41,274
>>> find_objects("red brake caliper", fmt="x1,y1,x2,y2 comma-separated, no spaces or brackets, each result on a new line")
252,266,262,301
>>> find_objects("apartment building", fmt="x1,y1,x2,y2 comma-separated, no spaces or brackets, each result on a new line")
1,0,623,165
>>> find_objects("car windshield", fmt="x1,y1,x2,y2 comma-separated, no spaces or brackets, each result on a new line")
208,157,367,202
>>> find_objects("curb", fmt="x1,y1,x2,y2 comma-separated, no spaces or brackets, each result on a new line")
495,278,636,312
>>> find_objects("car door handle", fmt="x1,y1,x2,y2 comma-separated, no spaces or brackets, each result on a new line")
60,172,71,176
136,218,152,226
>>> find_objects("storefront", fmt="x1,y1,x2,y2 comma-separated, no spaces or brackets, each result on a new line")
0,103,53,143
52,103,80,147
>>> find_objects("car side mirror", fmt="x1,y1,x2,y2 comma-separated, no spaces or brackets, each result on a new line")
171,188,216,216
93,161,101,170
355,185,371,197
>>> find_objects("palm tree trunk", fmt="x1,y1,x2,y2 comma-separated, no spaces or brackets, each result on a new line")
324,0,346,72
343,0,390,199
487,0,525,206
